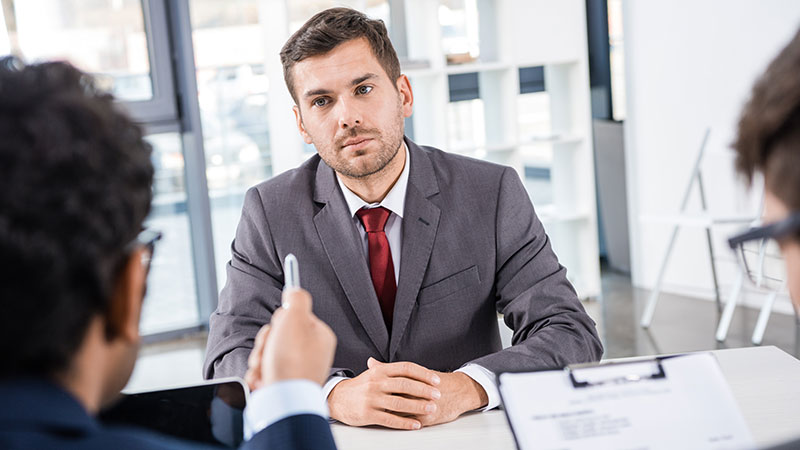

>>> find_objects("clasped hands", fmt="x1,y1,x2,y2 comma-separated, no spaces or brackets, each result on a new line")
241,288,487,430
327,357,489,430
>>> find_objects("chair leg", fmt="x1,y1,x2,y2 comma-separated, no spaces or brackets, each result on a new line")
641,226,681,328
696,173,722,313
716,272,744,342
752,291,778,345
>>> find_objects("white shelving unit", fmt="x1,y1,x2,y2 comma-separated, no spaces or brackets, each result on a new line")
401,0,601,299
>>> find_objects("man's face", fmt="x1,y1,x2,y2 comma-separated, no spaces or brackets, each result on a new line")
764,188,800,311
99,248,149,408
290,38,413,179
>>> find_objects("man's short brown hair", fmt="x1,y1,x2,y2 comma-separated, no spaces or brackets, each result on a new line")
733,27,800,210
280,7,401,104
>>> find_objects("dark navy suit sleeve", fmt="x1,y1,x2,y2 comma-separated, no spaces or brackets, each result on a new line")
244,414,337,450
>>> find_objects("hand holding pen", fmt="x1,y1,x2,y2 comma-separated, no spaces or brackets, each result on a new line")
245,254,337,390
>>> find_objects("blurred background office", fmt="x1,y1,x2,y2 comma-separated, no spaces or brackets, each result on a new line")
1,0,799,390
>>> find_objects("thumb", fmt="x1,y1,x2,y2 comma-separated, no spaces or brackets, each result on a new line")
367,357,382,369
281,288,312,313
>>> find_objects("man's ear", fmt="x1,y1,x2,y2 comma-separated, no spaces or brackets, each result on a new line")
397,74,414,118
293,105,314,144
106,249,146,344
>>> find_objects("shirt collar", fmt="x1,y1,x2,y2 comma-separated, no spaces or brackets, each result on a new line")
337,142,409,219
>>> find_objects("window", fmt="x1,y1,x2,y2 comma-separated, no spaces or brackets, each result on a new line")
1,0,177,122
188,0,271,289
2,0,151,100
1,0,204,337
142,132,199,334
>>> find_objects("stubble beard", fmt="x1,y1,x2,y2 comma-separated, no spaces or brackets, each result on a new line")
317,103,405,180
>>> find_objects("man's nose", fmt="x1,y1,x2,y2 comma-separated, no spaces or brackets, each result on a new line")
336,98,362,129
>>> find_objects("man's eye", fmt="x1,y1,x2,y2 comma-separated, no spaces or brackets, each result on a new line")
313,97,329,107
356,85,373,95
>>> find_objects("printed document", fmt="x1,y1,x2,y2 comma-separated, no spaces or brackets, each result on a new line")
499,353,753,450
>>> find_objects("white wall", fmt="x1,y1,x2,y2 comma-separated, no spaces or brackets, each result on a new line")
623,0,800,313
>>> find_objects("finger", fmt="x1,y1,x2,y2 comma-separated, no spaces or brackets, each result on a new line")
415,413,436,427
376,361,441,386
371,411,422,430
250,324,270,357
248,325,271,368
244,369,260,392
281,288,312,313
367,357,381,369
374,394,437,416
382,377,442,400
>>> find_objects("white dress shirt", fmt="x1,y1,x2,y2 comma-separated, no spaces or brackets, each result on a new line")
323,143,500,411
244,379,328,440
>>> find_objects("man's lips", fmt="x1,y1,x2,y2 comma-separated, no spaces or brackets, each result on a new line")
341,137,372,151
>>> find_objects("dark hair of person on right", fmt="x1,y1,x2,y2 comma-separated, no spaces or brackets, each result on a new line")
732,27,800,217
279,7,401,103
0,57,154,380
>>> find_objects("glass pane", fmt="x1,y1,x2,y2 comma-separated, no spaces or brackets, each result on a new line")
141,133,199,335
1,0,153,101
439,0,479,65
189,0,270,289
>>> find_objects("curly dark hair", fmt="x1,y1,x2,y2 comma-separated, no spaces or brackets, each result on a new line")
280,7,401,104
0,58,154,378
733,27,800,211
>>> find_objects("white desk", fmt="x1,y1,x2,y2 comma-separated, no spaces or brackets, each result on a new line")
331,346,800,449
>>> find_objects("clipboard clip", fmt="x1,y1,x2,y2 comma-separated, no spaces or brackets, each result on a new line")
565,358,668,389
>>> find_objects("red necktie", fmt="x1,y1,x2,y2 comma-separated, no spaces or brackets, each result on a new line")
356,207,397,331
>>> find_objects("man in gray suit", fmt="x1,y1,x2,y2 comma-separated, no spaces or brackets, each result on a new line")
205,7,602,430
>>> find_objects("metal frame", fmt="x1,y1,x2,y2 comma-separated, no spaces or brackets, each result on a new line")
640,129,717,328
123,0,219,341
639,128,780,345
163,0,219,326
122,0,179,124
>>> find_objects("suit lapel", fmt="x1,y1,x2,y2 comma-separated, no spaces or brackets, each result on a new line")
390,139,441,360
313,159,389,359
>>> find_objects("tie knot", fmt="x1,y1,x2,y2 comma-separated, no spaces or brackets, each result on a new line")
356,206,391,233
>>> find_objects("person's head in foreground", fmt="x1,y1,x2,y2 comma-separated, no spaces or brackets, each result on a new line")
730,27,800,310
0,58,335,436
0,57,156,410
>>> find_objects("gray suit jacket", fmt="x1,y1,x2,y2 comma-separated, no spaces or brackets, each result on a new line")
204,138,602,380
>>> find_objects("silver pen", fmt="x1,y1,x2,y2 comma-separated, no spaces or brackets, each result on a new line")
284,253,300,290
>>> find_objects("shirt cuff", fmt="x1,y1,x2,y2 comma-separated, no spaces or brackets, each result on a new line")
456,364,500,411
243,379,328,440
322,375,349,400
